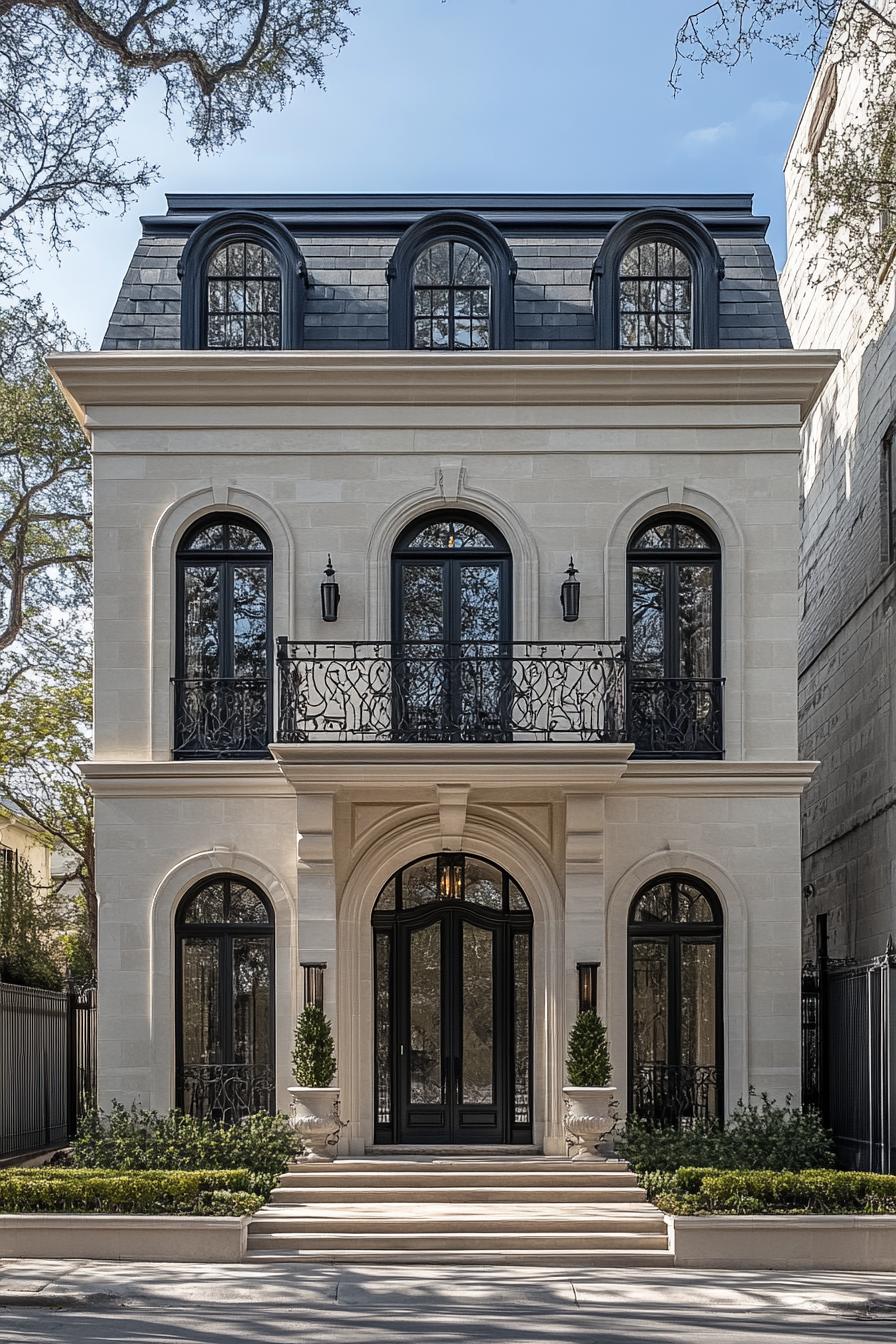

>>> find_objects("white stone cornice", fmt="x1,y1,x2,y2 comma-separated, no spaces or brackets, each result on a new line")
48,348,839,430
616,760,819,796
79,760,295,798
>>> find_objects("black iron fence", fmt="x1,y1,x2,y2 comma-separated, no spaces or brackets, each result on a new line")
627,677,724,758
802,941,896,1173
0,982,96,1159
172,676,270,758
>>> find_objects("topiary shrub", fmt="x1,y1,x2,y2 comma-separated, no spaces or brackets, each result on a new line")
566,1010,612,1087
292,1004,336,1087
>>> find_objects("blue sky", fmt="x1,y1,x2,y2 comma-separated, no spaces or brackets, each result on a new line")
31,0,817,346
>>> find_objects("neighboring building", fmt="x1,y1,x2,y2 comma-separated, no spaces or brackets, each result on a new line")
51,193,835,1153
782,54,896,968
0,804,52,895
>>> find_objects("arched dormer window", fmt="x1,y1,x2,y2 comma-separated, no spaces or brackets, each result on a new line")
387,211,517,350
178,211,307,350
592,209,723,350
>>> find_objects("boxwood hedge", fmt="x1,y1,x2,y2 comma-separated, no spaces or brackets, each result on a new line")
0,1168,262,1217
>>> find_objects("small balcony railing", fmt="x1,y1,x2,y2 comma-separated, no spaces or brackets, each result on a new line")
172,676,270,758
632,1063,721,1127
177,1063,275,1123
276,639,627,744
627,677,724,759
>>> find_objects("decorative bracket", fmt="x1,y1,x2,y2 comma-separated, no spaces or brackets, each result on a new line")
436,784,470,851
438,458,466,503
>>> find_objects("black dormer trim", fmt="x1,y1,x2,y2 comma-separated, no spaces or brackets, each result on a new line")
386,210,518,350
177,210,308,350
592,208,725,350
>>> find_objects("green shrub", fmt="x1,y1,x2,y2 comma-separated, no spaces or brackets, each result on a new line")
292,1004,336,1087
0,1168,262,1216
616,1093,834,1174
566,1010,612,1088
69,1103,299,1193
651,1167,896,1216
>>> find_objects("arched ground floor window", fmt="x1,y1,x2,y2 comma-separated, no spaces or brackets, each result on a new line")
628,873,723,1124
175,874,275,1121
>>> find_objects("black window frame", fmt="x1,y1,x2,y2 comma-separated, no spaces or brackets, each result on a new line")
178,210,308,350
174,512,274,758
387,210,517,350
627,512,722,682
411,238,493,351
175,873,276,1121
592,208,723,350
627,872,724,1123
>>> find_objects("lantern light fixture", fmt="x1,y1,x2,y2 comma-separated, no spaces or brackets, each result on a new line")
320,555,340,623
576,961,600,1014
560,557,581,622
301,961,327,1010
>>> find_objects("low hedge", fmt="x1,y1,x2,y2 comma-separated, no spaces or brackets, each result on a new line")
0,1168,262,1217
653,1166,896,1216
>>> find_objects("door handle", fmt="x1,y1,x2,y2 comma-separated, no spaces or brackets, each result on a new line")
455,1056,461,1106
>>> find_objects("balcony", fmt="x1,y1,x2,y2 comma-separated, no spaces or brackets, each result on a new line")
171,644,725,757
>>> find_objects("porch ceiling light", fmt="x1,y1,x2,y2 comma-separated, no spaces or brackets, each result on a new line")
577,961,600,1014
561,557,581,622
320,555,340,623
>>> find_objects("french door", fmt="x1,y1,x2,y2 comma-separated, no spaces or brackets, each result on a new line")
373,853,533,1145
391,511,512,742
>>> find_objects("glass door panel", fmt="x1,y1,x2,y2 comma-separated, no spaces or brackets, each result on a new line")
397,563,447,740
631,939,669,1081
231,936,272,1067
459,563,506,738
460,922,495,1104
231,567,269,678
181,937,220,1065
676,565,713,679
183,567,221,679
408,923,443,1106
630,565,665,677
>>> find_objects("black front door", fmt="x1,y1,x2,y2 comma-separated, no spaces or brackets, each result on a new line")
373,853,533,1145
391,511,512,741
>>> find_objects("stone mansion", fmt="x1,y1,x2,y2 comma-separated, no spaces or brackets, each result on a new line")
50,194,836,1154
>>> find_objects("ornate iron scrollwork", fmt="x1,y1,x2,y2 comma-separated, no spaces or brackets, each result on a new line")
633,1063,719,1127
627,677,724,758
177,1064,275,1123
172,677,269,757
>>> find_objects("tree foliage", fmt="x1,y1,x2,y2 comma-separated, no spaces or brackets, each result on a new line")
566,1010,612,1088
0,0,355,290
674,1,896,311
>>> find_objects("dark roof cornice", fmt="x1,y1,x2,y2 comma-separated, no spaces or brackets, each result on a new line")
140,193,771,238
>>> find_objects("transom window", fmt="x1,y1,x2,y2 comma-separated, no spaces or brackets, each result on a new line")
375,854,530,913
619,240,693,350
205,240,282,349
413,241,491,350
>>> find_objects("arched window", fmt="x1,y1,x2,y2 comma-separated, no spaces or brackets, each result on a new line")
174,513,272,758
627,513,723,757
387,211,517,349
618,239,692,350
372,852,533,1144
177,210,307,349
592,208,723,350
205,239,282,349
391,510,512,741
412,240,491,349
628,874,723,1125
175,874,274,1121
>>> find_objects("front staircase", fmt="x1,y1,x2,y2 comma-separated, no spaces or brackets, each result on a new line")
246,1152,672,1263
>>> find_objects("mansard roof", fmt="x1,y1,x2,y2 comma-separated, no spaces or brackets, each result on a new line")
102,192,791,352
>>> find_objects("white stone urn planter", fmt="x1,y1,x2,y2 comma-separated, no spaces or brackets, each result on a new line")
562,1085,618,1160
288,1086,345,1162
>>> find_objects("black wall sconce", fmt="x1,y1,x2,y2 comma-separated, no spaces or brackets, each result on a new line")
560,557,580,622
320,556,340,622
577,961,600,1014
301,961,326,1010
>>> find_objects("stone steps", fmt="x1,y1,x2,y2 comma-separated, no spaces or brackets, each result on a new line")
247,1153,670,1263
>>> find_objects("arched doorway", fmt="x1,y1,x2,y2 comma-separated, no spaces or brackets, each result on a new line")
372,853,533,1144
175,874,275,1121
391,510,512,742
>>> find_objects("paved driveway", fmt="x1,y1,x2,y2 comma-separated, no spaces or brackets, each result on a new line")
2,1261,896,1342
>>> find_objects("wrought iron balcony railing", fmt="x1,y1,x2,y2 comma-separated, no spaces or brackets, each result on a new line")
177,1063,275,1123
632,1063,721,1127
627,676,724,759
172,676,270,758
276,639,627,744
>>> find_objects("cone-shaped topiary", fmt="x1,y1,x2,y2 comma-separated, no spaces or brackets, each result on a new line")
292,1004,336,1087
566,1009,612,1087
